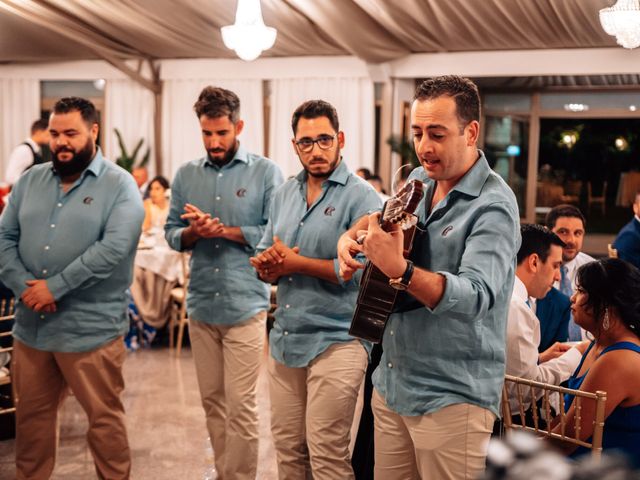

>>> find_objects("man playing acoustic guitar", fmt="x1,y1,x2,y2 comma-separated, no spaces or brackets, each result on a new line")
338,76,521,480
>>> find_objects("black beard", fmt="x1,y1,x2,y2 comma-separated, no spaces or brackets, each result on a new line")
207,144,237,166
305,151,341,179
53,140,95,178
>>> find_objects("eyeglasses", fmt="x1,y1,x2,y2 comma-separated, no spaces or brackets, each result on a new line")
294,134,337,153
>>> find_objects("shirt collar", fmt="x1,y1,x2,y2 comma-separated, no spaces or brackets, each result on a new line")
204,143,248,168
25,138,40,152
513,275,530,304
634,215,640,224
450,150,491,198
295,157,349,186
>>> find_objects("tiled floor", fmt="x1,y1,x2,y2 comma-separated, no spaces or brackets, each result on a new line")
0,347,278,479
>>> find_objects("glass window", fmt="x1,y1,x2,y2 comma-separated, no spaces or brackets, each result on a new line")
540,92,639,112
484,94,531,114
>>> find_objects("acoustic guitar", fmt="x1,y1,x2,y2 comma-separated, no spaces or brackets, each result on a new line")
349,179,424,343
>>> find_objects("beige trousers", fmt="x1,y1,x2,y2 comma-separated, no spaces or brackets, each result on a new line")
268,340,368,480
189,311,266,480
13,337,130,480
372,389,495,480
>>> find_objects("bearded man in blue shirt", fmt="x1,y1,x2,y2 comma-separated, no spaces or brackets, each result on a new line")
0,97,144,479
339,76,520,480
250,100,381,479
165,86,283,480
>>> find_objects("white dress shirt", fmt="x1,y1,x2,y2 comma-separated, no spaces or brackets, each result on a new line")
4,138,39,185
505,276,582,412
552,251,595,340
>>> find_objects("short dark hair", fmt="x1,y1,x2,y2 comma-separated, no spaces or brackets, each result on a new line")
193,86,240,122
52,97,99,127
291,100,339,135
149,175,170,191
413,76,480,131
576,259,640,339
356,167,372,180
517,224,566,265
31,118,49,134
545,204,587,230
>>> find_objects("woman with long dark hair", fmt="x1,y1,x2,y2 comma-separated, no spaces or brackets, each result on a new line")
553,258,640,465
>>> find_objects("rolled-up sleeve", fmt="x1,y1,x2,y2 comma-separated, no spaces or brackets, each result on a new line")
165,170,189,252
429,201,519,318
0,180,33,297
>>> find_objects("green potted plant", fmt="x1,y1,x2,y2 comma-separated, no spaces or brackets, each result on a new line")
114,128,150,172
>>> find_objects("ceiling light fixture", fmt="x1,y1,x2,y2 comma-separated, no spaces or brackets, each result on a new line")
221,0,277,61
599,0,640,49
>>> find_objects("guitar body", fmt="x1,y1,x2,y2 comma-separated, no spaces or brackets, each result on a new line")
349,227,416,343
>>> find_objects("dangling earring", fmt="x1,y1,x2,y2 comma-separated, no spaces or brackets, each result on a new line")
603,308,610,330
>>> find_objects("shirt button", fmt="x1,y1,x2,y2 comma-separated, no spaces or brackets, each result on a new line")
218,173,223,177
44,246,50,250
288,277,293,282
50,224,55,228
57,203,62,207
215,292,219,297
42,269,48,274
215,244,220,249
389,330,394,336
40,314,45,319
285,304,290,309
387,362,393,368
284,331,289,336
214,268,219,272
299,221,304,226
216,196,221,201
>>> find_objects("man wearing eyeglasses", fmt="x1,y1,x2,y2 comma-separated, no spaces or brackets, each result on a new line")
250,100,381,479
338,76,520,479
165,86,283,480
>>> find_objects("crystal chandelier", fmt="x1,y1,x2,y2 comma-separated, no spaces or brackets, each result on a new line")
221,0,277,61
599,0,640,49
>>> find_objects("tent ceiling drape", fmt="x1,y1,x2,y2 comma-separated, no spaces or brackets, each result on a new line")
0,0,621,65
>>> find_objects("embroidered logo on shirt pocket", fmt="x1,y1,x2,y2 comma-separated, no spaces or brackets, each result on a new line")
324,206,335,216
83,196,93,204
236,188,247,197
442,225,453,236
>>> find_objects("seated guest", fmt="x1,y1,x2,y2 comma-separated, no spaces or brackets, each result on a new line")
537,204,595,342
612,191,640,269
506,224,586,418
535,287,571,352
142,175,170,233
553,258,640,466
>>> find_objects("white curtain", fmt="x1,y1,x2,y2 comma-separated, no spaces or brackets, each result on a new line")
104,79,155,175
161,79,263,180
0,79,40,182
269,77,375,179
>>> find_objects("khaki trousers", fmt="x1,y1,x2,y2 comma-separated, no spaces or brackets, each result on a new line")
268,340,368,480
189,311,266,480
13,337,130,480
372,389,495,480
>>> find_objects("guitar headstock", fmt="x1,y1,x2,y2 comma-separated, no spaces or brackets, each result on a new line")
380,179,424,232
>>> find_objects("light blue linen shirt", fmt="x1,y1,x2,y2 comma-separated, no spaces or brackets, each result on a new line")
373,151,521,417
165,145,283,325
258,160,382,367
0,149,144,352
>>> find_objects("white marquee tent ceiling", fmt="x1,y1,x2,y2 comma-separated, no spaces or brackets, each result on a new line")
0,0,621,65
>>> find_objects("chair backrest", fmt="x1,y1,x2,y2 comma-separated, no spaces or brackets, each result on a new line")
502,374,607,460
607,243,618,258
0,297,16,415
588,181,607,202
